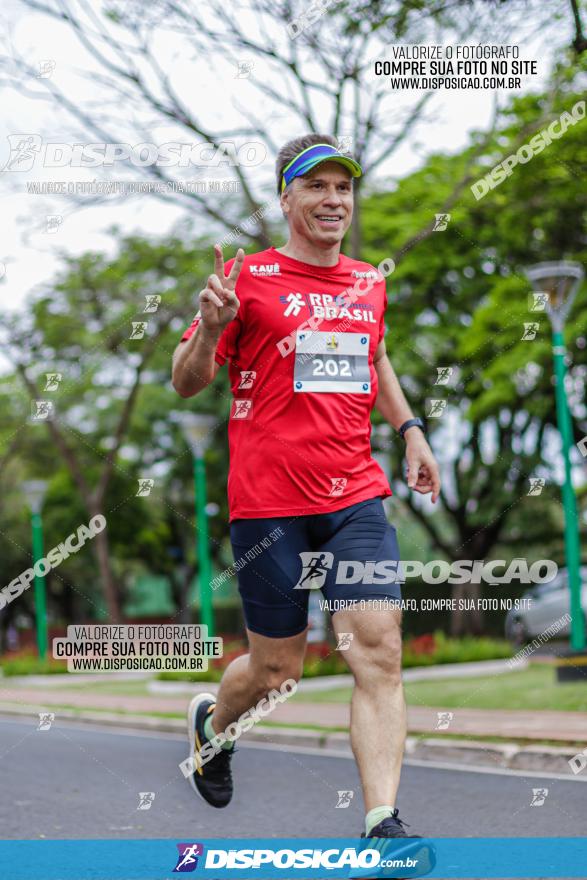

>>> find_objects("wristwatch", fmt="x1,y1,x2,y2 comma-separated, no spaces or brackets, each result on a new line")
398,417,426,440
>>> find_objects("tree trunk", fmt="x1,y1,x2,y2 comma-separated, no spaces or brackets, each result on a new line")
91,523,121,622
176,564,194,624
450,579,484,636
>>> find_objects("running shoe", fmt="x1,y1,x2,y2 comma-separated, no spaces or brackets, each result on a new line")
186,692,233,808
361,810,419,840
359,810,436,878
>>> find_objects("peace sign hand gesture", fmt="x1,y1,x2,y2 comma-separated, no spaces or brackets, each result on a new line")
198,245,244,332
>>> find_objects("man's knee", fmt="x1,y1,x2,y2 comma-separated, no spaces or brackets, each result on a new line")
252,656,303,697
349,628,402,682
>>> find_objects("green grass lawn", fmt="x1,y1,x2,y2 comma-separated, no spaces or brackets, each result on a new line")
63,679,155,696
3,677,156,697
6,663,587,713
294,665,587,712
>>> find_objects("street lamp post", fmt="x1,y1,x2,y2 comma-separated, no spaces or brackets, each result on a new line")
21,480,49,659
175,413,217,637
524,261,585,659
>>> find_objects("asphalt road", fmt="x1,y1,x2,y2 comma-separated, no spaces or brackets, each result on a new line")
0,715,585,842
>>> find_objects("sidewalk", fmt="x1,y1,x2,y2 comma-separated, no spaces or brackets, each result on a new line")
0,680,585,743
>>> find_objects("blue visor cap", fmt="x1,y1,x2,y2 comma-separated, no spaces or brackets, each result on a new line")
280,143,362,192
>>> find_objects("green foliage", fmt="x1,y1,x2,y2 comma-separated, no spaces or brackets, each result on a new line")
361,59,587,568
1,61,586,633
156,667,224,683
403,631,512,666
299,664,587,712
403,664,587,712
154,631,513,680
0,653,67,676
0,233,237,621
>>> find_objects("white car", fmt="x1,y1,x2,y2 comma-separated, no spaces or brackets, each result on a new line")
505,567,587,645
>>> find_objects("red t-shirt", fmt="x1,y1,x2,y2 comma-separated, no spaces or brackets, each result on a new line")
180,246,392,521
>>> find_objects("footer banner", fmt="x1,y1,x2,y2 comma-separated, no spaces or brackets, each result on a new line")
1,837,587,878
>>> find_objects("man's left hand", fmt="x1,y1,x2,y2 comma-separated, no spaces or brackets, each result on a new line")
405,430,441,503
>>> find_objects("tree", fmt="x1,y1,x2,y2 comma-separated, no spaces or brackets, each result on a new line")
0,234,220,620
0,0,566,251
362,60,587,632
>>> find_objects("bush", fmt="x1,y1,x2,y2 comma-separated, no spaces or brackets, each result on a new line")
303,652,347,677
0,652,67,676
157,668,225,682
154,632,513,681
403,631,512,667
157,640,246,682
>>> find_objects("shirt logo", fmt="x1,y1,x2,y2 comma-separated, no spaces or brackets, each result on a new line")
352,270,378,278
249,263,281,276
282,292,304,317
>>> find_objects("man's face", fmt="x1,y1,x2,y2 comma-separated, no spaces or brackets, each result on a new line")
280,161,354,247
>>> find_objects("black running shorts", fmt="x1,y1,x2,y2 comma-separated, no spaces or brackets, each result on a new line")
229,497,402,638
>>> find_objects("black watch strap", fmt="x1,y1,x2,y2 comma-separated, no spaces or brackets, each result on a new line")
398,417,426,440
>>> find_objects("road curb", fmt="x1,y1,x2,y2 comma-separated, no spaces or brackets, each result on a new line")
0,703,583,777
0,703,186,733
403,736,582,776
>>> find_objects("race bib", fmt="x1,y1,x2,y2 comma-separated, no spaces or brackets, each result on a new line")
293,330,371,394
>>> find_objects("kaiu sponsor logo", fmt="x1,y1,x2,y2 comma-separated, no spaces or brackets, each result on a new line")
249,262,281,276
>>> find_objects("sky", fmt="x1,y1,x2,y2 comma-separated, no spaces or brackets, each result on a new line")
0,0,565,328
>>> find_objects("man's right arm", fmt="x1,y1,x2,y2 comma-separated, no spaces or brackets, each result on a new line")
171,326,222,398
171,322,221,397
171,245,244,399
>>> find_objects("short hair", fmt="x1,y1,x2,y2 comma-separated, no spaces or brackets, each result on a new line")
275,133,340,195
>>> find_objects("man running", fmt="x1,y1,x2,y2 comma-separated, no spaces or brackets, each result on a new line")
172,134,440,843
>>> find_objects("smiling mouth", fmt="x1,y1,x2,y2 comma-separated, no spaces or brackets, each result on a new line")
315,215,343,224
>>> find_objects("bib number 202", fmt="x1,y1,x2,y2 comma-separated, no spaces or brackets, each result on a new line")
312,357,352,377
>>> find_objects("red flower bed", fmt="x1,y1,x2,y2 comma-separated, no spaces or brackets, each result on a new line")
405,633,437,656
304,641,332,660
